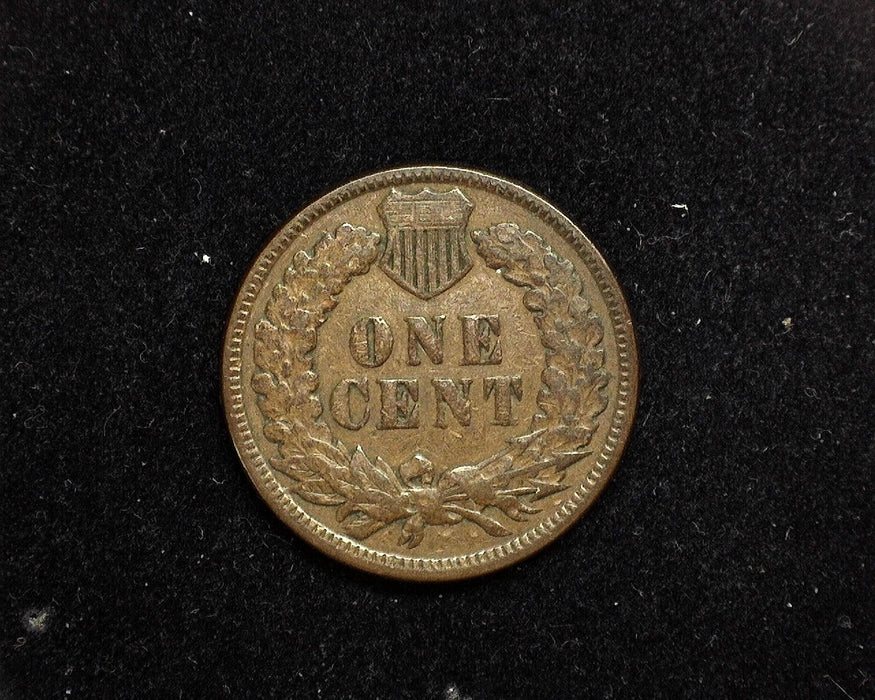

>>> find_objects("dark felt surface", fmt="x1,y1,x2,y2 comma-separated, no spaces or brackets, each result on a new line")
2,2,873,698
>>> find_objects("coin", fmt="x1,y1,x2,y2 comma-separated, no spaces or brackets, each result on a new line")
223,166,638,580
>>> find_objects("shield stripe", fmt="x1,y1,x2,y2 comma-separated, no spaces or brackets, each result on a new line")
444,226,456,280
420,228,427,293
414,228,420,290
404,227,413,285
428,227,439,292
390,225,401,272
448,226,458,279
457,228,470,270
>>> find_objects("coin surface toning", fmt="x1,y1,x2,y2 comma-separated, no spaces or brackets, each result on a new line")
223,167,638,580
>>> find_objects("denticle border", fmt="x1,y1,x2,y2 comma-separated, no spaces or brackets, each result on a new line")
222,166,639,581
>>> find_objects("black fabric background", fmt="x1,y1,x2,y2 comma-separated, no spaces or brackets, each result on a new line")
2,2,872,698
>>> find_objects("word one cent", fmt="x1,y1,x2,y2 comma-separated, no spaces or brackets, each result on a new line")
222,167,638,580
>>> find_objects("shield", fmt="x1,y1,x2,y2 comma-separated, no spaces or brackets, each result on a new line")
379,188,474,299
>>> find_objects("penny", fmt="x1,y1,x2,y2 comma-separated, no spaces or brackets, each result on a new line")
222,167,638,580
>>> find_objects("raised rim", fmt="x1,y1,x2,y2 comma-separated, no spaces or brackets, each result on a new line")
222,166,639,581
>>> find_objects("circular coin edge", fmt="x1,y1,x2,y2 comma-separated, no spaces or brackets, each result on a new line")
222,165,639,581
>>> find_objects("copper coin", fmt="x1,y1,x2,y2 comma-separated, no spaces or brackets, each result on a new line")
223,166,638,580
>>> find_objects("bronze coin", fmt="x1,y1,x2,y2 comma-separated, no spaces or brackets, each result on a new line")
222,166,638,580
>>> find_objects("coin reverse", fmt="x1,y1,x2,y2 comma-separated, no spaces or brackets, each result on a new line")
223,166,638,580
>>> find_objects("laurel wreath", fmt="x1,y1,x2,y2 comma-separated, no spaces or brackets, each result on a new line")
252,222,608,548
